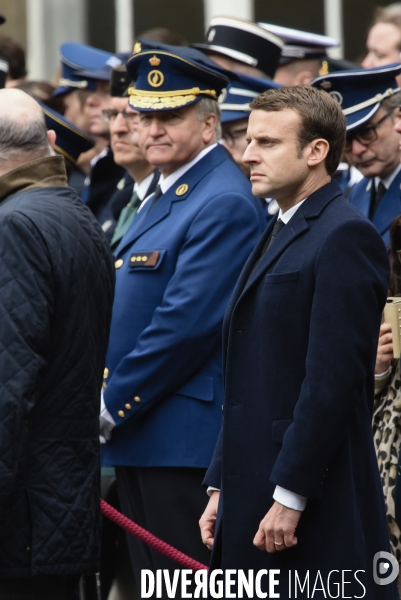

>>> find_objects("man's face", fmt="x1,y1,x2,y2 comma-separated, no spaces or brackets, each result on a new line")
344,107,401,179
362,23,401,70
86,80,112,137
243,108,311,202
107,96,144,169
137,103,212,176
221,118,249,176
63,90,91,133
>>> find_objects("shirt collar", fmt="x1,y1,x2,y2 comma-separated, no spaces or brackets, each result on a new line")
375,163,401,191
134,171,157,201
158,144,217,194
278,198,307,224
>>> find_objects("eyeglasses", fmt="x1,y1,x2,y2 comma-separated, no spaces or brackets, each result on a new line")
102,109,138,122
345,108,395,151
222,127,248,148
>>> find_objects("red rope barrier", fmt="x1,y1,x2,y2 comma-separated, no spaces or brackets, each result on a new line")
100,499,208,572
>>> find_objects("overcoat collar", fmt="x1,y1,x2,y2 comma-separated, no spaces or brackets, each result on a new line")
231,179,343,304
0,155,67,204
115,144,227,256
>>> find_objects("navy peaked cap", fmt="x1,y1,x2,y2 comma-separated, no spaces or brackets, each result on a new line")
193,16,284,78
40,102,95,164
311,63,401,130
126,48,230,112
54,42,115,96
220,72,281,123
259,23,338,64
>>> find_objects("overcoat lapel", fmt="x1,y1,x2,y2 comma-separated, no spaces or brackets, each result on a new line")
223,180,343,345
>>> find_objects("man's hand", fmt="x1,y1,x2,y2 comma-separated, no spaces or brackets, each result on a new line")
199,491,220,550
253,501,301,553
375,322,393,374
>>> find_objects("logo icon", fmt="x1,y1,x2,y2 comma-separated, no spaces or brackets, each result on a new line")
176,184,189,196
329,91,343,106
148,70,164,88
208,28,216,42
373,551,399,585
149,55,161,66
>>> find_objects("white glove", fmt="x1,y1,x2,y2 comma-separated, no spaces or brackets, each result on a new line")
99,390,116,443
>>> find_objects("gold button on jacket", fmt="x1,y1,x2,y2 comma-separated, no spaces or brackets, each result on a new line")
118,410,125,418
134,396,141,403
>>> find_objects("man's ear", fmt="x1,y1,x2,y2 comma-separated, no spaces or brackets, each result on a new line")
202,113,217,144
47,129,56,150
293,71,315,86
306,138,330,167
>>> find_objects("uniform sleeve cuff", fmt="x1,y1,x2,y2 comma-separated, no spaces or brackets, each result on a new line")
273,485,307,511
207,486,220,496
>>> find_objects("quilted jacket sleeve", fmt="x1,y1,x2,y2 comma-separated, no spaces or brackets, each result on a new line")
0,212,54,514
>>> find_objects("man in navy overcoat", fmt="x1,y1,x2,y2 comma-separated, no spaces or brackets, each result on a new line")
201,85,397,599
100,47,266,594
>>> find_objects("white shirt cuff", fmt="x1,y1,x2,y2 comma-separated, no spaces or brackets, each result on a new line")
100,390,116,426
207,486,220,496
273,485,307,511
375,367,392,379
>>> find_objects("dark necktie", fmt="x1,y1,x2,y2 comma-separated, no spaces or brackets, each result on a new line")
266,218,286,250
370,181,386,219
149,184,163,210
248,218,286,280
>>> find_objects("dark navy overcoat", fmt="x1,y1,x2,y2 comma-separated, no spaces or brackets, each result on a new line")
205,180,398,599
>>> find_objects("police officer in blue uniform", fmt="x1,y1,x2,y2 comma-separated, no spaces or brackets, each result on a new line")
100,47,266,596
312,63,401,246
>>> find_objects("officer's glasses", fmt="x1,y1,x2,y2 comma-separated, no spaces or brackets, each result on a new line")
102,109,137,122
222,127,248,148
344,108,395,152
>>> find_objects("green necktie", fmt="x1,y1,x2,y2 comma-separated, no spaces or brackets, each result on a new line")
110,191,141,251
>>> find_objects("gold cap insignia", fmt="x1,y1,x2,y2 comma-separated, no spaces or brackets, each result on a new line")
133,42,141,54
149,55,161,66
319,60,329,77
148,70,164,88
176,184,189,196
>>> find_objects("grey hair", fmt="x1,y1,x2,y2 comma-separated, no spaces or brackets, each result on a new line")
0,110,51,165
195,97,222,140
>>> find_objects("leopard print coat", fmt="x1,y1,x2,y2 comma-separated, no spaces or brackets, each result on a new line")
373,359,401,562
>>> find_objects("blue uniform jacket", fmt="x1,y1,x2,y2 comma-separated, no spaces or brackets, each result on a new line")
102,144,266,468
349,169,401,246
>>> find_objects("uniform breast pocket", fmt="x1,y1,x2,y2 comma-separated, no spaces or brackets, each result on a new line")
264,270,300,284
128,248,167,271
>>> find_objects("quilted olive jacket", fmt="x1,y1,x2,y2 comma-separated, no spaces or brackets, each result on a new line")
0,155,115,577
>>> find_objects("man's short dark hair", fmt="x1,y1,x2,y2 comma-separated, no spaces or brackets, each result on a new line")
249,85,346,177
0,34,26,80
